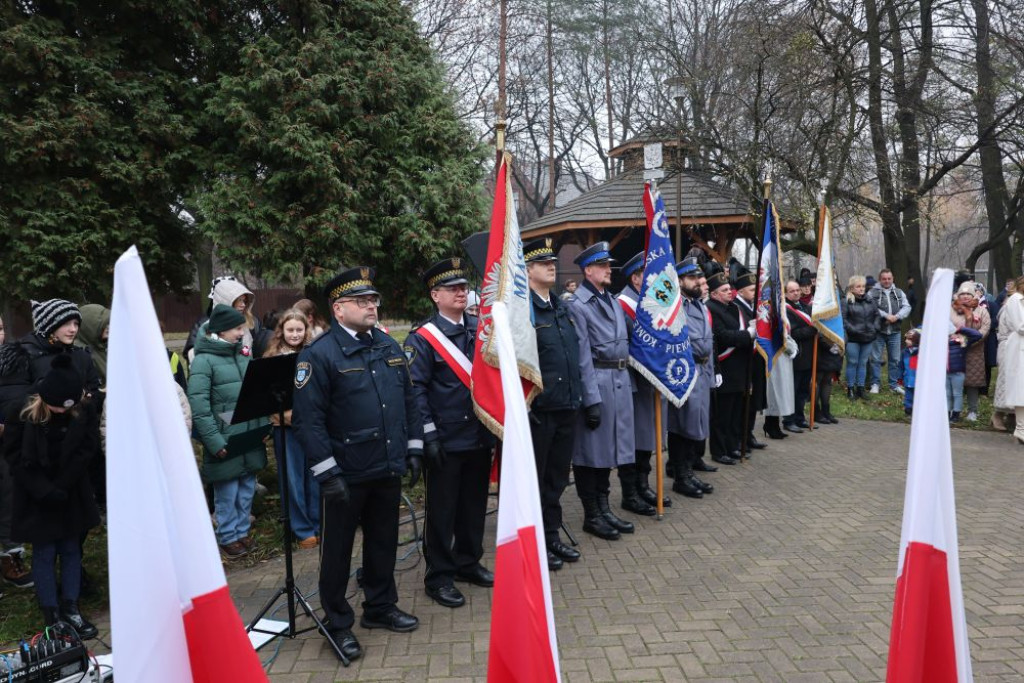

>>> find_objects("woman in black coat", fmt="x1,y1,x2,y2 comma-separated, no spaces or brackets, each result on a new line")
814,333,845,424
3,355,100,638
841,276,880,399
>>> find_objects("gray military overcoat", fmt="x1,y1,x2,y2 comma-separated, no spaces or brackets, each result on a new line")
668,296,713,440
569,286,636,468
619,286,667,453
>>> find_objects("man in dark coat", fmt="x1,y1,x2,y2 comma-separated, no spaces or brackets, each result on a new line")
784,280,817,431
733,272,769,446
666,258,715,498
292,267,424,662
567,242,636,540
706,270,757,464
617,252,665,515
524,238,584,570
404,258,496,608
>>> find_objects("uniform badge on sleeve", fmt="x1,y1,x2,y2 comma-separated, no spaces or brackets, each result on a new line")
294,361,312,389
404,346,416,364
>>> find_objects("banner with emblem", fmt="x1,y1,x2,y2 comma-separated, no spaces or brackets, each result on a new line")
755,199,789,374
472,153,543,437
626,182,697,408
811,205,845,350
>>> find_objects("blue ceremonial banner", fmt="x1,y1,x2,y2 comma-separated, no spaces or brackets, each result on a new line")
626,182,696,408
755,199,789,373
811,206,845,350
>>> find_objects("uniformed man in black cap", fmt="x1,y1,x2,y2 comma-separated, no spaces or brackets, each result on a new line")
404,258,496,608
567,241,636,540
292,266,424,662
733,269,770,443
524,238,584,570
706,268,756,464
616,252,668,514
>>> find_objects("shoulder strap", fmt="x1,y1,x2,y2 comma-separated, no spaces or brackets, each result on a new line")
415,322,472,389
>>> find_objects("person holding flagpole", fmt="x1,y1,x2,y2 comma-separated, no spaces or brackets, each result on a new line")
666,257,715,499
292,266,424,662
617,251,667,515
404,258,496,607
523,238,585,570
567,241,637,540
732,269,769,447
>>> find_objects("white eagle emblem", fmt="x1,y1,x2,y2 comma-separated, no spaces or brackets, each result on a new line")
640,265,685,335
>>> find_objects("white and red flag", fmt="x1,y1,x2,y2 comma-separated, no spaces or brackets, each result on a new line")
107,247,267,682
486,301,560,682
886,267,972,683
472,153,542,437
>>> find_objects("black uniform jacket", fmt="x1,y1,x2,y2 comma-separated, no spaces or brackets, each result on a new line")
530,291,584,413
292,323,423,485
404,313,495,452
707,298,755,394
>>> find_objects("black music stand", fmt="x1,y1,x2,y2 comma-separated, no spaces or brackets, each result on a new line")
232,354,350,665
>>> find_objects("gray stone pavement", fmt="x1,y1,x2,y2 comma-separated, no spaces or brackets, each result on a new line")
221,417,1024,682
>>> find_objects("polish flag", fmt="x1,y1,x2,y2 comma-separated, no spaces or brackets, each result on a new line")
107,247,267,682
486,302,560,682
886,268,972,682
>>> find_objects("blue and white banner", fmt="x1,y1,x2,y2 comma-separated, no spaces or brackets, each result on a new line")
755,199,789,374
627,182,696,408
811,206,845,351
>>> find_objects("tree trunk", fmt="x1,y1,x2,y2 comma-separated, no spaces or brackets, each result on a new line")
971,0,1014,284
195,236,214,315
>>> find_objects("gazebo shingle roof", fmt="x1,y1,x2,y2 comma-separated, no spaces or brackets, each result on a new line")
523,168,753,236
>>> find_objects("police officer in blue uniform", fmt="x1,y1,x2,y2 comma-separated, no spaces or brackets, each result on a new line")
524,238,584,570
404,258,496,608
292,267,424,662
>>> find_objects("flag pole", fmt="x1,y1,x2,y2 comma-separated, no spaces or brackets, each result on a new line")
808,200,826,428
654,393,664,520
741,174,772,462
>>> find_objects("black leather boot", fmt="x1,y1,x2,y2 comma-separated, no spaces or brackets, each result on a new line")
59,600,98,639
596,492,634,533
636,469,671,508
581,498,620,540
847,387,855,399
763,416,787,439
621,478,657,516
671,473,704,498
855,386,868,400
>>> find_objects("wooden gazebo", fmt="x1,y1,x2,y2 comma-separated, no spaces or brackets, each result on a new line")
521,136,789,269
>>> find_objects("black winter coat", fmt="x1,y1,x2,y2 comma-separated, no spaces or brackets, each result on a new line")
530,291,584,413
3,399,101,543
0,334,101,415
842,295,880,344
707,298,754,394
787,302,817,372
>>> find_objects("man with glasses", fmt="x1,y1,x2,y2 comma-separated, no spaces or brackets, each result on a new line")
404,258,496,608
292,266,424,662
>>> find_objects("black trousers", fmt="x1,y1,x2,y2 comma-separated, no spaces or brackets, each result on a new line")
815,371,834,415
529,410,577,544
667,433,703,476
573,465,611,500
319,476,401,630
619,449,652,482
787,368,813,424
423,447,492,589
710,391,743,456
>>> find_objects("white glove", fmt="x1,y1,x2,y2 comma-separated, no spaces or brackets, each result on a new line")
747,320,757,338
784,336,798,358
714,373,723,388
829,344,840,355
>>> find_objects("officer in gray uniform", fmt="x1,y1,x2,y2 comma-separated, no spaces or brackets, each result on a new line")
616,252,668,514
666,257,715,499
567,242,636,540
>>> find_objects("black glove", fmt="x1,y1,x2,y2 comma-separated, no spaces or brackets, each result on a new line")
42,488,68,504
529,411,541,426
584,404,601,430
424,440,446,470
320,475,350,503
406,455,423,488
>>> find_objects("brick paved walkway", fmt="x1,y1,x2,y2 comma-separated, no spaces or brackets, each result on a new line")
220,418,1023,681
